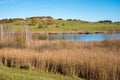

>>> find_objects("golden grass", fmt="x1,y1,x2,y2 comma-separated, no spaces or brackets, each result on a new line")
0,41,120,80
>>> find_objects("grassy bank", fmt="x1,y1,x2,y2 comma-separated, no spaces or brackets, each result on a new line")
0,66,81,80
15,22,120,32
0,41,120,80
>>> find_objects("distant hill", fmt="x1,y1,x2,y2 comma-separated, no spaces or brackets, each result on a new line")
0,16,120,31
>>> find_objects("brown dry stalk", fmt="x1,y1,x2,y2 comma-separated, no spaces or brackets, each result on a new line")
0,41,120,80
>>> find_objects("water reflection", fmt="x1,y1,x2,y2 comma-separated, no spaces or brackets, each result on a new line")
49,34,120,42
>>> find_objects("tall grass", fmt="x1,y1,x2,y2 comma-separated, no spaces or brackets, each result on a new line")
0,41,120,80
0,24,31,48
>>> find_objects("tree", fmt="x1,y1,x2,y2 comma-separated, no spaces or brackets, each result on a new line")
98,20,112,24
0,24,3,40
67,19,72,21
56,22,60,28
38,23,43,28
31,18,37,26
58,18,63,20
61,23,65,27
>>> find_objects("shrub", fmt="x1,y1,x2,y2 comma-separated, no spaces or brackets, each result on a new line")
20,65,30,70
38,34,47,40
56,25,59,28
38,23,43,28
15,36,26,48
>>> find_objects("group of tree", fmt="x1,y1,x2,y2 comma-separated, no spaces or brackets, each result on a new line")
0,16,53,24
29,16,54,26
114,21,120,24
29,16,53,20
0,18,24,23
98,20,112,23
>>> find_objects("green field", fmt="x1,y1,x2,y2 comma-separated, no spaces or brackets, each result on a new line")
0,66,82,80
30,23,120,31
3,19,120,32
15,22,120,31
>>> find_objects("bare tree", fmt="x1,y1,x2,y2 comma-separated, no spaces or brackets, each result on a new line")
25,24,31,48
9,24,14,47
0,24,3,40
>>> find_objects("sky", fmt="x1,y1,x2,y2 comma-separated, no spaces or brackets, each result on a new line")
0,0,120,22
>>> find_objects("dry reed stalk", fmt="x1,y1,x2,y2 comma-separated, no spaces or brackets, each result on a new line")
0,41,120,80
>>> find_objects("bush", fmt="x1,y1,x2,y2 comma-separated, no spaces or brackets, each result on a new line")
15,36,26,48
56,25,59,28
38,23,43,28
20,65,30,70
38,34,47,40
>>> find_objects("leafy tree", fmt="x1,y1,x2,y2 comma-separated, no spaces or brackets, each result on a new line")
56,22,60,28
61,23,65,27
67,19,72,21
38,23,43,28
98,20,112,23
45,25,48,28
58,18,63,20
31,18,37,26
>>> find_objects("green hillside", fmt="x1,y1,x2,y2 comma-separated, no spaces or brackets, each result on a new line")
0,16,120,32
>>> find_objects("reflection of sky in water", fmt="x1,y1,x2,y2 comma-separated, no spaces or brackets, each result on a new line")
50,34,120,42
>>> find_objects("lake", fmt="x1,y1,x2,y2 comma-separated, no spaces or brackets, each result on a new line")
49,34,120,42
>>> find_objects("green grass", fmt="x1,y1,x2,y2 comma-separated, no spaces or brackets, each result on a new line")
15,23,120,32
3,20,120,31
0,66,82,80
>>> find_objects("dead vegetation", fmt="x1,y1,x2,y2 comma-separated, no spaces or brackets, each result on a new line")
0,41,120,80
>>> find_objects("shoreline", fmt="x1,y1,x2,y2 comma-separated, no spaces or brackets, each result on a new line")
32,31,105,34
32,30,120,34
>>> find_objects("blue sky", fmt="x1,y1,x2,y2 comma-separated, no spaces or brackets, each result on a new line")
0,0,120,22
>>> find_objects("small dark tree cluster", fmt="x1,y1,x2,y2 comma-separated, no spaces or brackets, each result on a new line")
0,18,24,23
56,25,60,28
98,20,112,23
114,22,120,24
67,19,72,21
57,18,63,20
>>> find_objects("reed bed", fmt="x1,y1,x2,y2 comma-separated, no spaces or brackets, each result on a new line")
0,41,120,80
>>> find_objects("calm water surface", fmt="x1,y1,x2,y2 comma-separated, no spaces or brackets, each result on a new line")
49,34,120,42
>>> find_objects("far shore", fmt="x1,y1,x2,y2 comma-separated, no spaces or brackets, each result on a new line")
32,30,120,34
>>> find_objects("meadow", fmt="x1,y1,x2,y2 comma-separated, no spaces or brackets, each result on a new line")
15,21,120,32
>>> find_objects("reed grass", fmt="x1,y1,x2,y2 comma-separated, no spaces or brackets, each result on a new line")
0,41,120,80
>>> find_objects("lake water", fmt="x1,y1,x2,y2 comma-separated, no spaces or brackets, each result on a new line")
49,34,120,42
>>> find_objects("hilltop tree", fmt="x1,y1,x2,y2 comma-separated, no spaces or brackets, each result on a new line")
0,19,10,23
98,20,112,24
31,18,37,26
67,19,72,21
58,18,63,20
